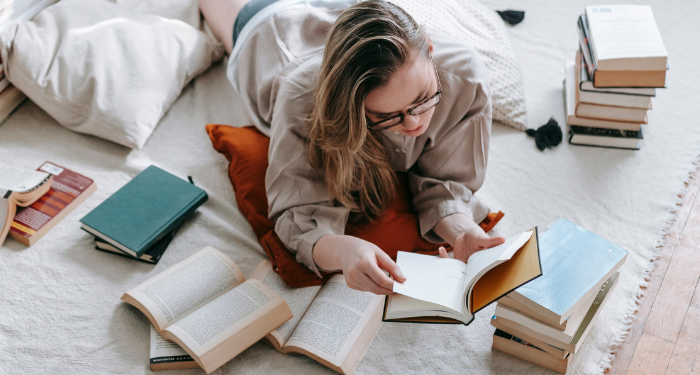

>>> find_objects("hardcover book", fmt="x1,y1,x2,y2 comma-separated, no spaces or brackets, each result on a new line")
568,125,643,150
94,220,182,264
508,217,626,326
383,229,541,325
565,61,643,132
10,162,96,246
492,329,572,374
493,272,620,354
80,165,207,258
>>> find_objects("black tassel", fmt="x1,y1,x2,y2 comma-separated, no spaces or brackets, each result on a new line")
526,118,562,151
497,10,525,25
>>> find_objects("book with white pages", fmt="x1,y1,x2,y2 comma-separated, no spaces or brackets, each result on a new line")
576,51,652,109
121,246,293,374
565,61,642,132
495,291,596,344
383,229,541,325
0,165,52,245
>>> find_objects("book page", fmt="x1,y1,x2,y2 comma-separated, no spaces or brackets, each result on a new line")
463,231,533,301
123,246,245,330
284,275,383,367
164,279,283,356
250,260,321,345
392,252,468,314
0,166,49,193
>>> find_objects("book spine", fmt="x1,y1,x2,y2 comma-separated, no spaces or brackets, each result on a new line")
577,16,595,78
582,12,598,70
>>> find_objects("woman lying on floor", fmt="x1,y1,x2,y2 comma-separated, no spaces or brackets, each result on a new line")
200,0,505,295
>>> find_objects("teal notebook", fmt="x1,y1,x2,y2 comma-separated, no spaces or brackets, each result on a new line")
80,166,207,258
510,217,627,322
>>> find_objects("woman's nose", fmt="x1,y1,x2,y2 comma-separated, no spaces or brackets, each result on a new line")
403,114,421,130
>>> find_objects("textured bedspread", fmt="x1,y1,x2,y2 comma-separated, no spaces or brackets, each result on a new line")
1,0,699,374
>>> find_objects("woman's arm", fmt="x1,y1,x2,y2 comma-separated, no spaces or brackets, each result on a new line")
198,0,250,53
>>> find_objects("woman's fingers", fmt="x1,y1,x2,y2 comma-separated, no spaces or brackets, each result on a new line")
479,235,506,249
374,248,406,283
357,273,394,295
365,261,395,291
438,246,449,258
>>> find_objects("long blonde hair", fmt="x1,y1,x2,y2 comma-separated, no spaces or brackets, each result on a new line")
307,0,430,223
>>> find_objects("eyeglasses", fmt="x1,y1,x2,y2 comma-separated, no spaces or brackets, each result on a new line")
366,53,442,131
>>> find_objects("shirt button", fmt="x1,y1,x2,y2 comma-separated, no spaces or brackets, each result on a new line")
394,148,400,153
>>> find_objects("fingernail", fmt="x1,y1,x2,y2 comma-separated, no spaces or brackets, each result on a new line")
398,271,406,280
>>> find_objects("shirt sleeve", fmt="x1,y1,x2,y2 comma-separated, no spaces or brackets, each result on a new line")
266,62,349,278
409,70,493,243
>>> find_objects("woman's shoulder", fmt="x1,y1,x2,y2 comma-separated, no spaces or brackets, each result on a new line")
430,33,489,85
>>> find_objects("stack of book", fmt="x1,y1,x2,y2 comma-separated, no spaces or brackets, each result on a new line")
79,166,207,264
566,5,668,150
491,217,628,374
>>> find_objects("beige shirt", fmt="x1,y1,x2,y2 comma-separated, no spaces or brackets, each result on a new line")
228,1,491,277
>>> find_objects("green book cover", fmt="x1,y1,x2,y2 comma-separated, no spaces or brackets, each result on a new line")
80,166,207,257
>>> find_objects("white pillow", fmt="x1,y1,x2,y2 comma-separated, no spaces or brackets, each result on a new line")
0,0,224,149
389,0,528,130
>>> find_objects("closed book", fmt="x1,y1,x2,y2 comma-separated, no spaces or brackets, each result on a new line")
586,5,667,71
569,125,643,150
494,272,620,354
565,61,643,132
10,162,96,246
578,12,666,88
492,329,571,374
495,292,595,344
576,52,652,108
94,219,182,264
80,165,207,258
508,217,626,325
489,310,570,359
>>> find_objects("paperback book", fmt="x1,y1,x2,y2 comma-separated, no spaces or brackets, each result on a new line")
0,166,52,246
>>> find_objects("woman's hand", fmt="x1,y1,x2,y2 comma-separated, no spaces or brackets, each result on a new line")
313,234,406,295
437,227,505,263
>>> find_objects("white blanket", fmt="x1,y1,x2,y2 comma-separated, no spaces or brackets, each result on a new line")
1,0,698,374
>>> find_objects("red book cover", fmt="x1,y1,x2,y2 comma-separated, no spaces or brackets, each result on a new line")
10,162,95,245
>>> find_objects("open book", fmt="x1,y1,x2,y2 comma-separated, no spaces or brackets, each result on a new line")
121,247,293,374
251,260,385,375
0,166,53,246
384,229,541,325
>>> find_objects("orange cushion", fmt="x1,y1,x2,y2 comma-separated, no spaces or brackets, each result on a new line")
207,124,503,287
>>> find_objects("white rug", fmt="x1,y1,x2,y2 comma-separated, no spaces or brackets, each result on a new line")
0,0,699,374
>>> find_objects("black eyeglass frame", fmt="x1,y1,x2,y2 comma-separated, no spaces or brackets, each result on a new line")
366,53,443,131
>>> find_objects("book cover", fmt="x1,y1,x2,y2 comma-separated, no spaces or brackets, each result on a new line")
510,217,627,323
80,166,207,258
10,162,95,246
568,125,643,150
94,219,183,264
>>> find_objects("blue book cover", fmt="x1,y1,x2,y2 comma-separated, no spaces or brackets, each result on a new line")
512,217,627,318
80,166,207,257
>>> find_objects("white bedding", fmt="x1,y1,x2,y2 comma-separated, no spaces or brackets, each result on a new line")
1,0,699,374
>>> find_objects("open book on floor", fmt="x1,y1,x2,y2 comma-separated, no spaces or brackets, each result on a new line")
383,228,541,325
121,246,293,374
252,260,385,375
1,166,53,246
